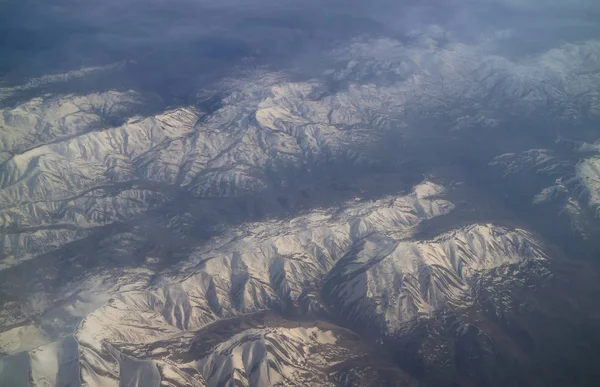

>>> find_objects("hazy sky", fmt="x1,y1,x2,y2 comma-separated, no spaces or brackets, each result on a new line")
1,0,598,81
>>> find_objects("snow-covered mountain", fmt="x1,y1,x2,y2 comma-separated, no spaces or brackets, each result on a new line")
2,35,600,266
1,15,600,387
0,179,579,387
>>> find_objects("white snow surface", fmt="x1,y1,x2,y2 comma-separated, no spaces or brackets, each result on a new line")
0,180,549,386
0,32,591,386
1,37,599,265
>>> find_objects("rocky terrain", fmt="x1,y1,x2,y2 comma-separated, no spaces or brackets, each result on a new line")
2,3,600,385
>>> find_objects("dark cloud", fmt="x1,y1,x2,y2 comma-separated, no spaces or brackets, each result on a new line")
1,0,598,106
0,0,377,79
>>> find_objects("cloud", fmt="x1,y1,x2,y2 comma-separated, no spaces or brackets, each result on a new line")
1,0,598,107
